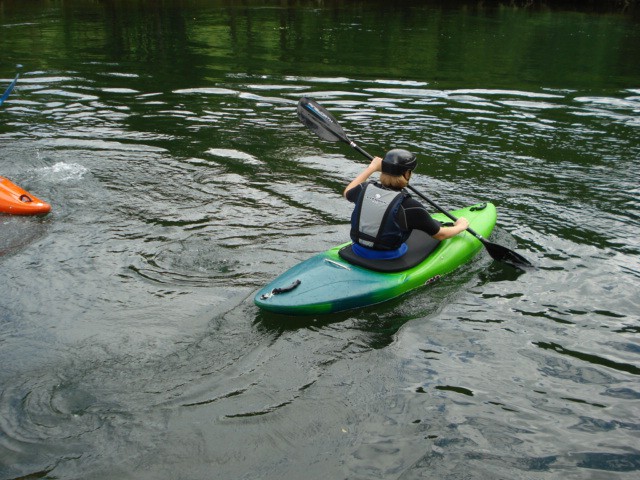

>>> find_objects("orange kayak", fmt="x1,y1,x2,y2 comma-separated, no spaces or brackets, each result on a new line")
0,176,51,215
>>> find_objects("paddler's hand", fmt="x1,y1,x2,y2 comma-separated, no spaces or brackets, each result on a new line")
344,156,384,198
369,156,383,172
455,217,469,231
433,216,470,240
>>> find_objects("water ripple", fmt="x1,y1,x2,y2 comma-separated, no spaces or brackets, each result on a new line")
2,38,639,479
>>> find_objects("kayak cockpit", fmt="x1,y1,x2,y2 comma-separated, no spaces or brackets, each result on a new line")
338,230,440,273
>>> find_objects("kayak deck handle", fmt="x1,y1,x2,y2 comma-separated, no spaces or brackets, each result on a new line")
260,279,301,300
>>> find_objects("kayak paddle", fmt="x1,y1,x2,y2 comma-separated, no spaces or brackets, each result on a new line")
296,96,533,270
0,73,19,107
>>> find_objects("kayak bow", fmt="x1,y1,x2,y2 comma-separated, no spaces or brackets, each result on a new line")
0,177,51,215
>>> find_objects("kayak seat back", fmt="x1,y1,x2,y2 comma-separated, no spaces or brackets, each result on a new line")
339,230,440,273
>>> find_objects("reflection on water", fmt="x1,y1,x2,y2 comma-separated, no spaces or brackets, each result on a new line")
1,1,639,479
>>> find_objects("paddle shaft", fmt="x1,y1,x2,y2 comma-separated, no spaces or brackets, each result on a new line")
0,74,19,106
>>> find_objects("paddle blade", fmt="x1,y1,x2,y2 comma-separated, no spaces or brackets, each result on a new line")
297,97,349,143
483,239,533,270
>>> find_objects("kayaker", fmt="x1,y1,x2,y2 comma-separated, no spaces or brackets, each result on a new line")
344,149,469,259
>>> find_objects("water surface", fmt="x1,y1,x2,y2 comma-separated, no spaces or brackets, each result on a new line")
1,1,639,479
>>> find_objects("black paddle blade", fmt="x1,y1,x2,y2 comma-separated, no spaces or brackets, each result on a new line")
297,97,349,143
483,239,533,270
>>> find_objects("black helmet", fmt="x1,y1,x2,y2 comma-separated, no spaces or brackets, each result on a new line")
381,149,417,176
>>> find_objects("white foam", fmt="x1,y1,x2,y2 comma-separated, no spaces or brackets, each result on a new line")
39,162,89,181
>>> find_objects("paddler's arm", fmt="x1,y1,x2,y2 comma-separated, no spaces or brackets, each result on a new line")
343,156,383,199
405,198,470,241
432,217,470,240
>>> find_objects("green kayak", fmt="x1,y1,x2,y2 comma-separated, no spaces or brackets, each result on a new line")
255,202,497,315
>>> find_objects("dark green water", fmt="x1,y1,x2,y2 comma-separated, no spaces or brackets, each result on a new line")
1,1,639,479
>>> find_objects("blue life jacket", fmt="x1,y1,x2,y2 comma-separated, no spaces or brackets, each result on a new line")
350,182,410,256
